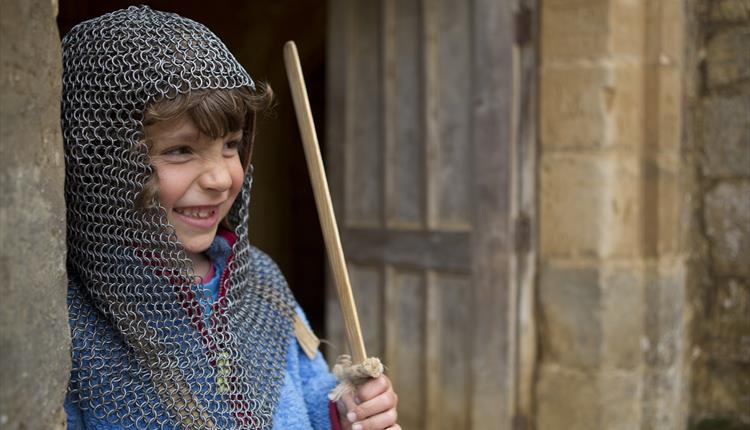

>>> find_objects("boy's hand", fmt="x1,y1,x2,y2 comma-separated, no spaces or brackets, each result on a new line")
337,375,399,430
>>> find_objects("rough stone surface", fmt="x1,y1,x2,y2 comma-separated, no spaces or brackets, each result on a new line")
540,67,607,150
538,263,601,369
537,0,694,428
705,26,750,90
696,278,750,362
700,95,750,178
536,0,750,426
690,276,750,426
610,63,645,150
640,265,689,430
690,357,750,426
599,370,643,430
536,365,644,430
540,155,605,257
689,2,750,427
704,181,750,277
705,0,750,24
540,153,643,258
536,364,600,430
540,0,608,62
600,267,644,371
0,0,70,429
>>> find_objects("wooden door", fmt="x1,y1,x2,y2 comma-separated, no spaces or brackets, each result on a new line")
325,0,537,428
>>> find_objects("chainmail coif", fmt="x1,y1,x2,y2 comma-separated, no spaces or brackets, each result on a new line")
62,6,297,429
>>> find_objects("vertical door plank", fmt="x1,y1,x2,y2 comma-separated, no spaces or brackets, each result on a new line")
351,264,384,357
345,0,383,227
384,0,424,229
515,0,540,425
324,264,383,358
470,0,515,427
327,0,347,223
325,0,348,363
424,0,473,230
385,267,425,430
425,272,471,430
423,0,440,230
434,0,472,230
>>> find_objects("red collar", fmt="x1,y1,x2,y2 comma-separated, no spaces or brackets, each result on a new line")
216,228,238,248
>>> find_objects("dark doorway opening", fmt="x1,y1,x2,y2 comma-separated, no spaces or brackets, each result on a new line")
58,1,328,335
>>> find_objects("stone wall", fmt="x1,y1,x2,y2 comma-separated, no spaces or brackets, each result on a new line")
536,0,691,428
0,0,70,429
686,0,750,428
537,0,749,428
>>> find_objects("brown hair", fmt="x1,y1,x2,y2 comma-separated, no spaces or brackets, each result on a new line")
136,83,274,209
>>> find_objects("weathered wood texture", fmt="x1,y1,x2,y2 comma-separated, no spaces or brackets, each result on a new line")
513,0,539,427
326,0,536,428
469,0,515,426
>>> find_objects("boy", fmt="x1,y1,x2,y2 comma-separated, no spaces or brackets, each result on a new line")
62,6,398,430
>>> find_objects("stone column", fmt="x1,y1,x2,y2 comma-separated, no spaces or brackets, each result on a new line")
0,0,70,428
536,0,689,428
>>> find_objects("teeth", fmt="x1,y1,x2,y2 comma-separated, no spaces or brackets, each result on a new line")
175,208,213,219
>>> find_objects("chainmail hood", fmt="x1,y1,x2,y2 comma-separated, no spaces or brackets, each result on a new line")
62,6,296,429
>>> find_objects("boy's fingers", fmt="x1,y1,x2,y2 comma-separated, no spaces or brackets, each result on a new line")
355,375,391,401
350,408,398,430
349,390,398,422
338,393,358,422
341,393,357,410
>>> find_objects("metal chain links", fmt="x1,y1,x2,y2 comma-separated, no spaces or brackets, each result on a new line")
62,6,296,429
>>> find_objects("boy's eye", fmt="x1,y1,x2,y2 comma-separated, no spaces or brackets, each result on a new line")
224,140,241,153
162,146,192,158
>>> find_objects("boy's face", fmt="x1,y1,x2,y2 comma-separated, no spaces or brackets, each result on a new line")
147,116,245,257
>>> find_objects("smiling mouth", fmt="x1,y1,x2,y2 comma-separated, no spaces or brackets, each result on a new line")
174,207,217,219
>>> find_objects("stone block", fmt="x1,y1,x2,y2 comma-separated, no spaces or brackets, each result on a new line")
705,27,750,89
538,262,601,369
652,164,684,255
704,181,750,276
540,154,605,257
600,267,645,370
541,0,609,63
700,95,750,178
654,66,685,153
541,152,644,258
610,64,645,150
641,360,688,429
540,67,608,151
698,278,750,362
706,0,750,24
690,357,750,424
599,370,643,430
610,0,646,57
536,364,600,430
601,155,643,258
661,0,687,60
639,266,687,430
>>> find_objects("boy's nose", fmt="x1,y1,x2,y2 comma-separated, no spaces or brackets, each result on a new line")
199,160,233,192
